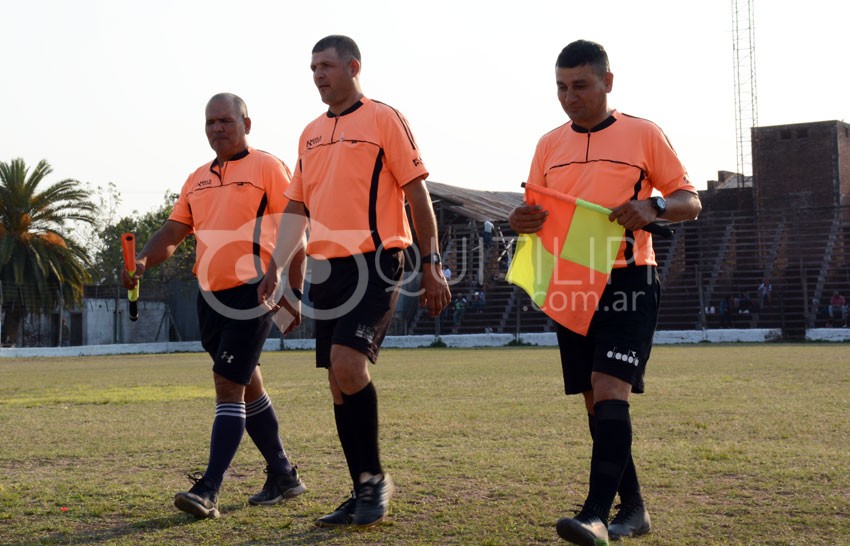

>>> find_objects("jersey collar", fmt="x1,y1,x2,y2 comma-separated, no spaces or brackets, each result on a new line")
326,99,364,118
211,147,250,169
570,111,618,133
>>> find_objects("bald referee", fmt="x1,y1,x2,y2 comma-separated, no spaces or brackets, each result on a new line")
123,93,307,519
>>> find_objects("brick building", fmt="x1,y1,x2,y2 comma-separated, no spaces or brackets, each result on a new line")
753,120,850,210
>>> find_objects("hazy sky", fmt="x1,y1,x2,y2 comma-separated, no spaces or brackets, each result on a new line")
2,0,847,219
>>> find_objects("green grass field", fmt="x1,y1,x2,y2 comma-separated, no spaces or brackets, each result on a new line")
0,345,848,545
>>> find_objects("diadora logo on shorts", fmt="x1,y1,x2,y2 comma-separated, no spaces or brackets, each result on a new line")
606,347,639,367
354,324,376,343
412,156,422,167
306,135,322,149
220,351,235,364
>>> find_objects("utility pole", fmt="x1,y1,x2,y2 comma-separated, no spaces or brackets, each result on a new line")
114,267,120,343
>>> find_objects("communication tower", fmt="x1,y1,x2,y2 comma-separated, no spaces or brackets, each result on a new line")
732,0,758,186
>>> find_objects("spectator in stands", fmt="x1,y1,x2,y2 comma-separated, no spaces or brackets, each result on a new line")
442,265,452,282
719,295,733,328
470,290,486,312
482,219,494,250
508,40,701,544
452,295,467,327
828,290,847,327
757,278,772,309
737,290,752,314
122,93,307,519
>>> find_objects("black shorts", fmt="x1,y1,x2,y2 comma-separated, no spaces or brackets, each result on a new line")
309,249,404,368
198,282,273,385
556,265,660,395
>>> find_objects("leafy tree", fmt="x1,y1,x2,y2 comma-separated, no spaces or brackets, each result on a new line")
67,181,122,283
89,191,196,286
0,158,96,346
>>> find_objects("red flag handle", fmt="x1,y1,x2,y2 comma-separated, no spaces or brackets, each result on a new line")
121,233,140,321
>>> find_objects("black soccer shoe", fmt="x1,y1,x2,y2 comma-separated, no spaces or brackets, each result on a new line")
174,473,220,519
353,473,394,528
556,512,609,545
608,503,651,540
248,466,307,505
314,491,357,527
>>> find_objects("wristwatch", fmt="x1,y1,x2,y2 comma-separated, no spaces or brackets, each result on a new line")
650,196,668,217
426,253,442,265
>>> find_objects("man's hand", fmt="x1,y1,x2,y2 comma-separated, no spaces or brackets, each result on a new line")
120,260,146,290
118,221,191,290
420,264,451,318
509,203,548,234
608,199,658,232
257,263,303,334
257,259,282,308
610,190,702,230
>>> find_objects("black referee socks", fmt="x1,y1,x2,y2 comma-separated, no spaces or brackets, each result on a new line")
584,399,632,520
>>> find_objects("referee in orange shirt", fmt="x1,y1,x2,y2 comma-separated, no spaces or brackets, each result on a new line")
123,93,307,519
259,35,451,529
510,41,701,545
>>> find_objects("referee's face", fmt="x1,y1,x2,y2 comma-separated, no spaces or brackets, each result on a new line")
556,64,613,130
205,97,250,161
311,47,359,113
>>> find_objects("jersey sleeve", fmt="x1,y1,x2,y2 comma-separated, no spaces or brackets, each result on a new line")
526,136,549,192
285,158,305,202
647,125,697,196
167,173,195,230
284,132,307,202
380,107,429,186
264,155,292,215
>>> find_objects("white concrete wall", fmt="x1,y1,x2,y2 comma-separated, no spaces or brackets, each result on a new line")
806,328,850,342
3,328,847,358
83,298,169,345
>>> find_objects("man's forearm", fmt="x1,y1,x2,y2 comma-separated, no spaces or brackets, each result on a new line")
269,201,309,278
663,190,702,223
136,220,191,269
287,240,307,290
404,179,441,257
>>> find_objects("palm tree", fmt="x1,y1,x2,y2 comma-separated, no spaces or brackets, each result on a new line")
0,158,96,346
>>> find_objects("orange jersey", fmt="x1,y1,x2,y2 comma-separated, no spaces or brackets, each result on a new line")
286,97,428,258
527,110,695,267
169,147,291,291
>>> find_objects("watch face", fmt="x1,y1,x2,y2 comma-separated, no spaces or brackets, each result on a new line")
653,197,667,215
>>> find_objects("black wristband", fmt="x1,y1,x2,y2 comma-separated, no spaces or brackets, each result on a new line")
291,288,303,301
